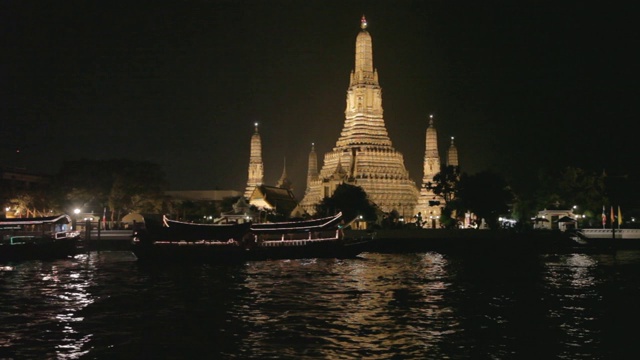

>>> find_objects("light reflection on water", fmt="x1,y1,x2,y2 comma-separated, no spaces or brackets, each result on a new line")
231,253,458,359
0,249,639,359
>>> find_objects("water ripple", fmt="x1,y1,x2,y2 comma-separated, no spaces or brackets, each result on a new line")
1,249,640,358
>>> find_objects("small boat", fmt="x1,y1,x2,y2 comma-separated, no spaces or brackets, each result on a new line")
0,215,82,262
131,212,373,262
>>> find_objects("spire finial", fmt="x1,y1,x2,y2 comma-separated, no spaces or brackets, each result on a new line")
429,114,434,126
254,122,259,132
360,15,367,30
450,136,455,145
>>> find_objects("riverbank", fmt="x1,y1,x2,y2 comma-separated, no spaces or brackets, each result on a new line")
81,228,578,254
346,228,577,254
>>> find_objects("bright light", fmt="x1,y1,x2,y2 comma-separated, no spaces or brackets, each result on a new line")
74,209,81,214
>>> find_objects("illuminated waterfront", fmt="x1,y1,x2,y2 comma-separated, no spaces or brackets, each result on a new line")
1,247,639,359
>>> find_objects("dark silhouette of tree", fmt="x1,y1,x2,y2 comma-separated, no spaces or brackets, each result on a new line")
427,165,460,203
456,171,514,229
315,183,378,222
426,165,461,228
533,167,607,224
53,159,168,218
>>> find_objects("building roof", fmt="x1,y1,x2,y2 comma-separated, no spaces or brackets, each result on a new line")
166,190,241,201
249,185,300,216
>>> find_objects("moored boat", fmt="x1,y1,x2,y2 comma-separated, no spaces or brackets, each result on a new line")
0,215,82,262
131,212,373,262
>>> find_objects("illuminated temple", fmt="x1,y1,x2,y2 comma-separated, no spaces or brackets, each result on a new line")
244,123,264,199
415,115,445,227
299,16,419,215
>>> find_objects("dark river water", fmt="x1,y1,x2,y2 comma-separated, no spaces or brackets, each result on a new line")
1,245,639,359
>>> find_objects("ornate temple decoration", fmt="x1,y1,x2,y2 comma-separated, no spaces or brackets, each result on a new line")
447,136,459,167
415,115,446,227
304,143,319,195
244,122,264,199
276,157,293,191
300,16,419,215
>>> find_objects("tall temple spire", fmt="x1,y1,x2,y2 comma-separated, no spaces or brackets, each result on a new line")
244,122,264,199
277,157,292,190
416,114,445,228
300,17,419,215
422,114,441,180
306,143,318,186
447,136,459,167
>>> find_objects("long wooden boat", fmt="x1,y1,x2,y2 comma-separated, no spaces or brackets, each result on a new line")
0,215,82,262
131,212,373,262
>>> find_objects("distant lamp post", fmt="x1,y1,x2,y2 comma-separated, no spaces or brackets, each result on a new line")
72,208,81,230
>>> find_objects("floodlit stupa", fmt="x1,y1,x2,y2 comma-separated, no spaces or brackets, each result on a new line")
300,16,419,215
447,136,459,167
244,122,264,199
415,115,446,227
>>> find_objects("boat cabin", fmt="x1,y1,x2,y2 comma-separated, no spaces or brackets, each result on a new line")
1,215,74,244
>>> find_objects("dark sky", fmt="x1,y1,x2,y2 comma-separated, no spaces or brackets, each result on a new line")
2,1,637,199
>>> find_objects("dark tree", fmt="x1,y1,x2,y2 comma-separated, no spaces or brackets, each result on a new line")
456,171,514,229
53,159,168,217
315,183,378,222
428,165,460,203
534,166,607,222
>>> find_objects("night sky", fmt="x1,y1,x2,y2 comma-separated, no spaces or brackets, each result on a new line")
2,1,637,199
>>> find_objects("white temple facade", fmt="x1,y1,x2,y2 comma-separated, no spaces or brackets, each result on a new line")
300,16,419,215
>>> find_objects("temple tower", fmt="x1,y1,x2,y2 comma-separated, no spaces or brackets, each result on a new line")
300,16,419,215
447,136,459,167
305,143,318,193
244,122,264,199
276,157,293,191
415,115,445,228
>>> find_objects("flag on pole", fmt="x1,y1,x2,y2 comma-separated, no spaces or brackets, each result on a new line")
618,206,623,228
610,206,615,228
602,205,606,228
103,207,107,230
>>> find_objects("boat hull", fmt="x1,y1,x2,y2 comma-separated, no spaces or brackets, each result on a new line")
0,236,80,262
131,238,371,263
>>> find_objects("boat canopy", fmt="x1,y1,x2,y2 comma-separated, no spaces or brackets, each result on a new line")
0,215,73,226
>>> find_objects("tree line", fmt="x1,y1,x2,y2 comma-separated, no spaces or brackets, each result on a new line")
2,159,168,222
316,166,638,230
3,159,637,230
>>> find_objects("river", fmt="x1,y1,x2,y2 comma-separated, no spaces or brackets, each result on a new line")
1,246,639,359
